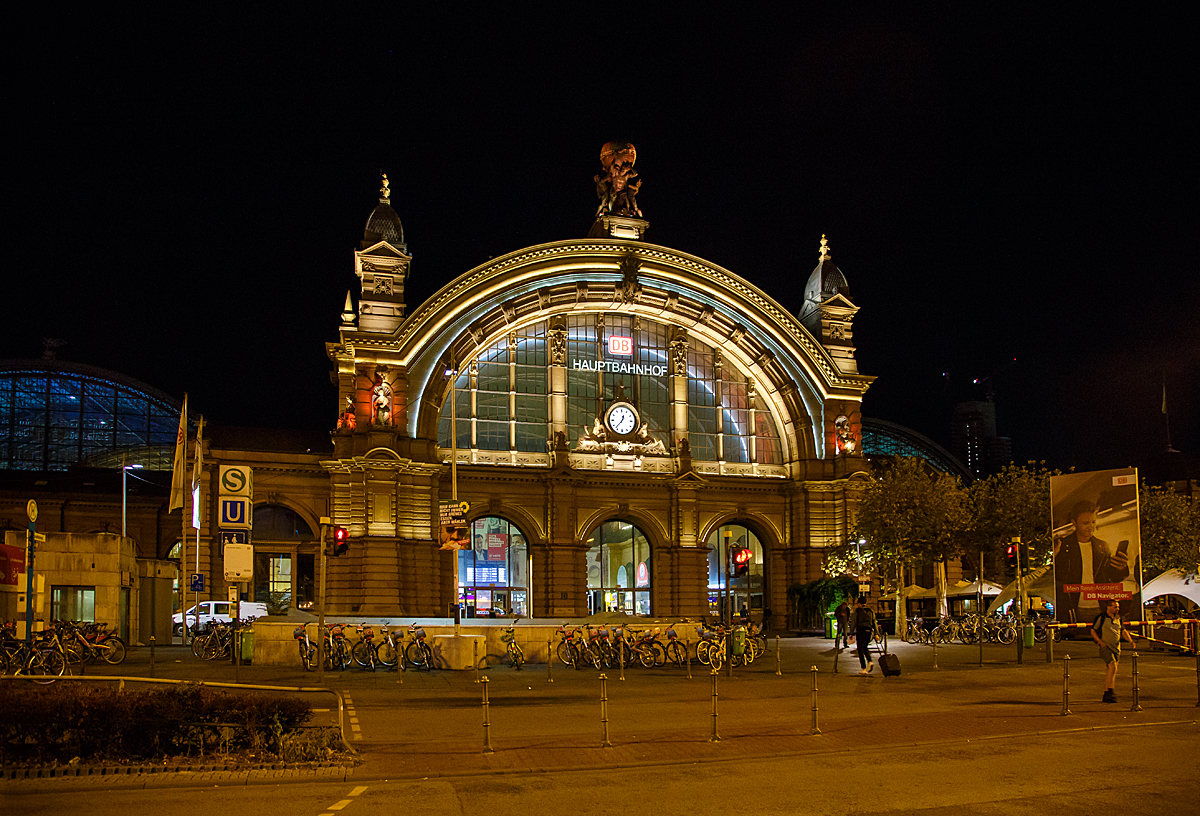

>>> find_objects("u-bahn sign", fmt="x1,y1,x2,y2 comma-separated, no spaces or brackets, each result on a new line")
220,497,252,529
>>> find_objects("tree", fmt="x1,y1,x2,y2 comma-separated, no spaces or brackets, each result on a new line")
849,456,969,632
1138,484,1198,578
967,462,1057,580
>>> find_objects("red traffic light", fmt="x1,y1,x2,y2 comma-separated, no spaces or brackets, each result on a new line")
326,525,350,557
1005,543,1019,569
731,546,752,577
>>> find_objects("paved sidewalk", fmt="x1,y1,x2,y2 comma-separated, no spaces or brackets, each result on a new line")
5,636,1197,791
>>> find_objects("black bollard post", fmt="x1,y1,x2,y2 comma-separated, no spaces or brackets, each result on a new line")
709,668,721,743
810,665,822,735
149,635,155,677
481,675,494,754
1061,654,1072,715
547,638,554,684
1130,651,1143,712
776,634,782,676
685,639,692,680
600,673,612,748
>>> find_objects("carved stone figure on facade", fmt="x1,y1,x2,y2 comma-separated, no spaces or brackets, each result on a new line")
371,372,392,426
594,141,643,218
337,395,357,430
834,414,857,454
619,255,642,303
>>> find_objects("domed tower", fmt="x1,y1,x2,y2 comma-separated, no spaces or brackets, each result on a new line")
798,235,859,376
350,174,411,334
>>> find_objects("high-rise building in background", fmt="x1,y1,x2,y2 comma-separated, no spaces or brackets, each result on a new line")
950,398,1012,478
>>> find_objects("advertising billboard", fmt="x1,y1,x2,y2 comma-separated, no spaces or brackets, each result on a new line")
1050,468,1142,624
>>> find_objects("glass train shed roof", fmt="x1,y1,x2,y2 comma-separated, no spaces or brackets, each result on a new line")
0,360,184,472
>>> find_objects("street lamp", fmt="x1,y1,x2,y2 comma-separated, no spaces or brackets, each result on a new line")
122,457,143,537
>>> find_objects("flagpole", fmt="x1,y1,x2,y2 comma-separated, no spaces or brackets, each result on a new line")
1162,377,1174,451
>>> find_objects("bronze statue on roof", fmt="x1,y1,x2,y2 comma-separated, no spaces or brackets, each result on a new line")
594,141,643,218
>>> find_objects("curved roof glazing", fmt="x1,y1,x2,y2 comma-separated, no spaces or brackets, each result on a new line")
861,417,971,480
0,360,183,472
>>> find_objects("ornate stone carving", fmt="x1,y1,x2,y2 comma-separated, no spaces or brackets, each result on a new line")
618,255,642,304
593,141,643,218
337,395,357,430
371,372,392,426
549,318,567,365
373,275,393,295
670,327,689,376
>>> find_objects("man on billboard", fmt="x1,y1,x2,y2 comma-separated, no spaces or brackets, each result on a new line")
1050,468,1142,627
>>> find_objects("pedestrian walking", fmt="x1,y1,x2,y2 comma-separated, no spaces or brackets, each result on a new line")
1091,598,1136,703
853,596,877,675
835,599,851,648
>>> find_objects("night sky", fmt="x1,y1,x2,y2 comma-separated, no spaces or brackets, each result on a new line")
7,8,1196,474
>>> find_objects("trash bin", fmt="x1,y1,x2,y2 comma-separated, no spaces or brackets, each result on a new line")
237,628,255,664
824,613,836,639
732,626,746,656
1022,623,1035,649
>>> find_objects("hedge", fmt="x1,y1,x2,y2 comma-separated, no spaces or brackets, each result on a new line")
0,683,342,767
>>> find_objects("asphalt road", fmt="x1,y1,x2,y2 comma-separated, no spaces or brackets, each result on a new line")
7,724,1197,815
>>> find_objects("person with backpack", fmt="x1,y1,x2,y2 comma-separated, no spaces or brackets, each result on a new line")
1091,598,1136,703
852,596,877,675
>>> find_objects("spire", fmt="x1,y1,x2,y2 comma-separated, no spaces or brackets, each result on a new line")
341,291,356,325
819,234,832,262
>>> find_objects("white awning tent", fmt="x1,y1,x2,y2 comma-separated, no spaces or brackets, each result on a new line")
987,565,1055,614
1142,569,1200,607
904,580,1003,600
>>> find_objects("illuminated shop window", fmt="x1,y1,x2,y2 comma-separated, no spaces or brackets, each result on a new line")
586,520,652,616
51,586,96,622
457,517,528,617
706,524,765,621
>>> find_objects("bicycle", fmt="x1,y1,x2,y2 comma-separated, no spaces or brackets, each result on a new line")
351,624,379,671
501,619,524,669
664,625,689,667
403,623,433,670
15,628,68,683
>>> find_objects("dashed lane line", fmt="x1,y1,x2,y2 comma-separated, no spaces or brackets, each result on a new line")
320,785,368,815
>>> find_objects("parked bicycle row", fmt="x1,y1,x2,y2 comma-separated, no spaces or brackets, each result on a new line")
1,619,126,680
293,621,436,672
554,622,769,671
903,613,1060,646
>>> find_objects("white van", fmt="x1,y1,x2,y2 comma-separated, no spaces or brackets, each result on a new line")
173,600,268,635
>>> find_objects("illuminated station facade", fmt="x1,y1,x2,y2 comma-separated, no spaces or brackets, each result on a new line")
311,145,874,623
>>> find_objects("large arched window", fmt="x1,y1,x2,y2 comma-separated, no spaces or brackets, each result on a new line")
436,314,783,465
586,520,652,616
251,505,316,612
457,516,528,617
707,523,766,622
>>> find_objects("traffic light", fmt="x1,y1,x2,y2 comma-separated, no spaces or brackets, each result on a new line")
1005,542,1019,570
326,525,349,557
731,546,752,578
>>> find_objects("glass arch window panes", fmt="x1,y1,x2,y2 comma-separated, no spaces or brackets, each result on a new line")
706,523,766,622
457,517,528,617
586,520,652,616
435,315,785,467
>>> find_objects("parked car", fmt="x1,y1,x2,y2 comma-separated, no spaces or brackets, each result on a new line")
173,600,268,635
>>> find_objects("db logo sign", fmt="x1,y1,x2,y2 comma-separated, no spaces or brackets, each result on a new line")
608,335,633,356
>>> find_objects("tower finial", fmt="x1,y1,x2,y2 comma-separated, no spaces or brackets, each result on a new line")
819,234,832,262
379,173,390,203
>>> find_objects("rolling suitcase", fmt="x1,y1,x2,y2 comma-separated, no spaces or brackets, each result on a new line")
878,652,901,677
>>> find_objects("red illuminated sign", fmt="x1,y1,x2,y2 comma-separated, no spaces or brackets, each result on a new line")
608,335,633,356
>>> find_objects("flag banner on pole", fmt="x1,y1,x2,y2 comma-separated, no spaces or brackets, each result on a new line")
190,417,204,528
169,394,188,512
1162,383,1167,414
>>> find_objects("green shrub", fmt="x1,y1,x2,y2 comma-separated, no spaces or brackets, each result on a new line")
0,683,334,767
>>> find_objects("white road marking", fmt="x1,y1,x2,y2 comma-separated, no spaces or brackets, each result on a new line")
349,786,368,796
328,800,353,810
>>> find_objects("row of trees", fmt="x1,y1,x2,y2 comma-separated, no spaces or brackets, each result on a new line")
827,457,1199,635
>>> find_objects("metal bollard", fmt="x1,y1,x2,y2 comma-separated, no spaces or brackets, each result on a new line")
149,635,155,677
932,636,938,670
547,639,554,684
810,665,822,735
473,640,480,684
1061,654,1072,715
776,635,782,676
1046,625,1055,662
1195,651,1199,707
686,639,692,680
709,668,721,742
481,675,494,754
599,673,612,748
619,639,625,681
1130,651,1143,712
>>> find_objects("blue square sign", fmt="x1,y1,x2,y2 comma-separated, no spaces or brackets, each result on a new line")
190,573,205,592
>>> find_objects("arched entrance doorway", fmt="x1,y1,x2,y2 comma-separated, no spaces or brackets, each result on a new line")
457,516,529,617
707,523,767,623
250,505,316,613
586,520,652,616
